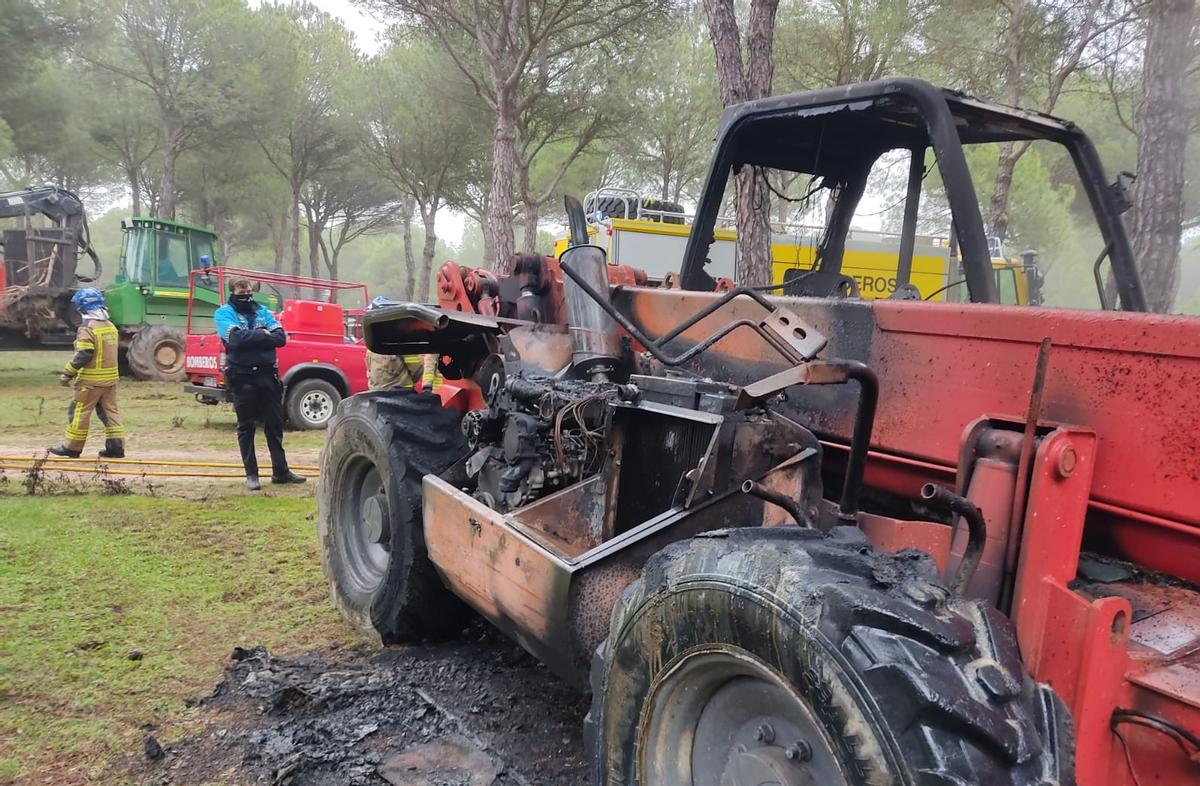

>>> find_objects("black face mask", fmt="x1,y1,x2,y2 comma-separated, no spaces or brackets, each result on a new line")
230,293,256,314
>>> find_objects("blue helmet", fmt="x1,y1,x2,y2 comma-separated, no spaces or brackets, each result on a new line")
71,287,105,313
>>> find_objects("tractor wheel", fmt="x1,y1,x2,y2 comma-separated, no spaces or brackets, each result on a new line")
586,526,1074,786
317,390,470,643
125,325,187,382
285,377,341,430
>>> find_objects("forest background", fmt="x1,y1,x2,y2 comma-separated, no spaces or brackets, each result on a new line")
3,0,1196,311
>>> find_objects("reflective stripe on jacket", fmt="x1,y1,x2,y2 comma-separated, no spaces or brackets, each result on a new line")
421,354,443,389
67,320,119,385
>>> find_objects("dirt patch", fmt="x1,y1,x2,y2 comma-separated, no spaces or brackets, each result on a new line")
125,627,590,786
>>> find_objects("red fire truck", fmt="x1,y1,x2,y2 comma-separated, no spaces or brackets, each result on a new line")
182,267,369,429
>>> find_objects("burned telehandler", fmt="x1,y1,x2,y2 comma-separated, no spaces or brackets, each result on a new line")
318,79,1199,785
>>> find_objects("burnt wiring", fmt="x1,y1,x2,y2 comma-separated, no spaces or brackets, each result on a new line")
552,394,607,475
1111,708,1200,786
1112,709,1200,755
1113,726,1143,786
762,172,825,206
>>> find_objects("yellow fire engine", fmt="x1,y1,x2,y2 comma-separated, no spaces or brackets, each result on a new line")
554,188,1041,305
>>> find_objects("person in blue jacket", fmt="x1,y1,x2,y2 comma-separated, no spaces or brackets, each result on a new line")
214,277,306,490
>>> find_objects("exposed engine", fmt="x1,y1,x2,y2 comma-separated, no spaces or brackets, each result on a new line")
462,373,638,511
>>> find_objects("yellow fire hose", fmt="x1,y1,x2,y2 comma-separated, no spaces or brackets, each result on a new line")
0,455,318,471
0,455,319,480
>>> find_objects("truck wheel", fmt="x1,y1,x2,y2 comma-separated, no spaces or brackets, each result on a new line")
126,325,186,382
586,526,1074,786
317,390,470,643
285,378,341,429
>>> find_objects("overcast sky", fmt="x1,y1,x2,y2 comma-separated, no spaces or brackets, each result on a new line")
306,0,388,55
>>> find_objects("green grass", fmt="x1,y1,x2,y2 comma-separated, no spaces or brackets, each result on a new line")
0,350,351,782
0,493,354,783
0,351,328,457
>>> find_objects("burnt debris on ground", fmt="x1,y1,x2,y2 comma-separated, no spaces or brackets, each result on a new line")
135,627,590,786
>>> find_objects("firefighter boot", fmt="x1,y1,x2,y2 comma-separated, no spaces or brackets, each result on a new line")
48,445,82,458
98,439,125,459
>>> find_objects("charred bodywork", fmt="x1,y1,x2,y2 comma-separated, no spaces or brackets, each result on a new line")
369,271,833,679
321,79,1200,786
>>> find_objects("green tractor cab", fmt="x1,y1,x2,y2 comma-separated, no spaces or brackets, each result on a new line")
107,217,225,381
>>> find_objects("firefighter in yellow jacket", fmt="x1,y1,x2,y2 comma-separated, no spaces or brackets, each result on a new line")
48,288,125,458
365,352,441,392
363,297,442,393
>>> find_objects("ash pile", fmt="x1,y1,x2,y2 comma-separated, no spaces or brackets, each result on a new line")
154,634,589,786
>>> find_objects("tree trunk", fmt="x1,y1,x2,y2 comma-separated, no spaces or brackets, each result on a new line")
521,200,539,254
401,196,417,300
128,166,141,217
211,206,227,259
702,0,779,286
417,205,438,302
989,0,1025,240
735,169,773,285
1132,0,1196,312
272,206,288,275
485,90,517,273
319,238,338,302
744,0,780,98
989,142,1020,240
289,185,302,280
158,135,179,219
307,215,323,281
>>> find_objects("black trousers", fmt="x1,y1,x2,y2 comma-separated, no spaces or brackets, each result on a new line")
228,369,289,478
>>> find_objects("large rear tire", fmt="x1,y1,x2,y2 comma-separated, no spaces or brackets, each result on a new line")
126,325,187,382
586,526,1074,786
317,390,471,643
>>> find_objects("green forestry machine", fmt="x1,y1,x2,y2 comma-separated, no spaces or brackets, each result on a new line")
0,185,224,380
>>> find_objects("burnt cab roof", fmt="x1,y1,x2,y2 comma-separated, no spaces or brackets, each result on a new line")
680,77,1146,311
713,78,1081,179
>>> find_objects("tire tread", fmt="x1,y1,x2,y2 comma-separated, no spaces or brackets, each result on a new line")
587,526,1073,786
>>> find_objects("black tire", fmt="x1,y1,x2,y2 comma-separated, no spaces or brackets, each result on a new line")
126,325,187,382
317,390,471,643
285,377,341,430
586,526,1074,786
640,197,686,224
588,195,639,220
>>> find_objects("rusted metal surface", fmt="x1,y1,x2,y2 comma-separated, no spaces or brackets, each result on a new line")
920,483,987,594
423,475,572,675
615,290,1200,560
1001,337,1052,609
952,455,1017,604
425,471,775,686
506,325,573,375
511,476,606,558
740,480,805,526
857,511,952,573
410,247,1200,784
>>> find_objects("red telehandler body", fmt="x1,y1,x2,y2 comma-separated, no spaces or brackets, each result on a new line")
318,80,1200,786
